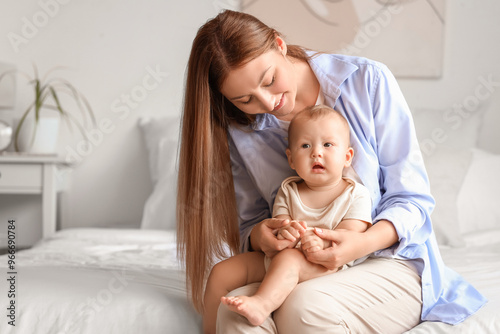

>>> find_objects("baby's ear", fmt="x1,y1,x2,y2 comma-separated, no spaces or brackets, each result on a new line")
344,147,354,167
286,148,295,169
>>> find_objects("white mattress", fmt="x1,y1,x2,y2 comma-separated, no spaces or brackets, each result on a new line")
407,230,500,333
1,228,498,334
0,228,201,334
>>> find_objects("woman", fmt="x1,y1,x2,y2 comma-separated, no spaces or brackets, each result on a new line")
177,9,486,333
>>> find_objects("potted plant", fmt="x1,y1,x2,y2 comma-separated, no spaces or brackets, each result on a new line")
0,64,95,153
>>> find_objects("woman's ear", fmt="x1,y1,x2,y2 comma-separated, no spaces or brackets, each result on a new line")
276,35,287,56
344,147,354,167
286,147,295,169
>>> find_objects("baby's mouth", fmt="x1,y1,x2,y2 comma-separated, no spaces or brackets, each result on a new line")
312,162,325,171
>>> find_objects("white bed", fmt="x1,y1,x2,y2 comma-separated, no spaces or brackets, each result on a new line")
1,109,499,333
408,240,500,333
0,228,201,334
0,226,499,334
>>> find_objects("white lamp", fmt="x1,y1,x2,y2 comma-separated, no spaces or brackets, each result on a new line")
0,62,16,152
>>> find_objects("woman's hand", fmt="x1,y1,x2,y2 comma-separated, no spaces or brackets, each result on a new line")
277,220,308,244
250,218,305,258
302,228,371,270
303,221,399,269
300,228,330,253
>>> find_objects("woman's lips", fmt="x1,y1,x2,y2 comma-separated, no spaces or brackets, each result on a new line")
273,94,284,112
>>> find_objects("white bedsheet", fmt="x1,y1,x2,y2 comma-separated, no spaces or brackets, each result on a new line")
407,232,500,333
1,228,499,334
0,228,201,334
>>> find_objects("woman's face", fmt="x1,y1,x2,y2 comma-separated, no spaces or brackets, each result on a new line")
220,42,298,121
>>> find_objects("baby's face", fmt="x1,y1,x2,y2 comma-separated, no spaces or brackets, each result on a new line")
286,115,352,187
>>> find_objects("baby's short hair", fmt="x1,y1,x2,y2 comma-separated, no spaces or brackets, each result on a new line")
288,105,350,145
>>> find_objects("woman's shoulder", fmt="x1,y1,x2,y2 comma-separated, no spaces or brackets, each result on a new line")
335,54,387,69
307,51,394,97
313,51,388,69
308,51,391,78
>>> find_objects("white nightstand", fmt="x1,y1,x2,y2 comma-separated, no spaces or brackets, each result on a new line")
0,154,69,238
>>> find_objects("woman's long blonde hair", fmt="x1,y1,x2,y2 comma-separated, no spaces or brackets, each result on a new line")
177,9,309,312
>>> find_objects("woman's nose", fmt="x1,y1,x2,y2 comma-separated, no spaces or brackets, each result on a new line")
256,91,275,112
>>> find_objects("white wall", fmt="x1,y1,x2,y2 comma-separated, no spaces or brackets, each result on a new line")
398,0,500,154
0,0,237,246
1,0,499,246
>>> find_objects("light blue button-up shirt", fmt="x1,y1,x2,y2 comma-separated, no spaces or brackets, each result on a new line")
228,52,487,324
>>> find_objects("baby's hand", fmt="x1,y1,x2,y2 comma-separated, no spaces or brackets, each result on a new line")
277,220,307,247
301,228,331,253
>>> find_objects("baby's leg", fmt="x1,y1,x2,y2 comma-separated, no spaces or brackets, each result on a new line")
203,251,266,334
221,248,336,326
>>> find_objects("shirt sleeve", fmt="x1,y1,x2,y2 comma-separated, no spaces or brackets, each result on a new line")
370,64,436,255
343,184,373,224
272,183,290,218
228,134,271,253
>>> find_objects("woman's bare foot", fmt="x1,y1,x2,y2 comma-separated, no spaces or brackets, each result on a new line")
220,295,270,326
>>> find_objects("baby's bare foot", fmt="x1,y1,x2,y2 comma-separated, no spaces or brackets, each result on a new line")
220,295,270,326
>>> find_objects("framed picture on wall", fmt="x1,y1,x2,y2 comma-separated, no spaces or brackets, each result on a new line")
242,0,446,78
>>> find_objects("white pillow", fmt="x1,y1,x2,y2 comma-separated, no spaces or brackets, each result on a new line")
412,107,484,154
412,107,484,246
422,148,472,247
457,148,500,237
138,116,180,230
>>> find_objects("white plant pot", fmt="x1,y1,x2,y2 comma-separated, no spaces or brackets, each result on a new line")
17,116,60,154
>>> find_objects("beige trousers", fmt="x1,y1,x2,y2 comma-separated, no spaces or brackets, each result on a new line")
216,257,422,334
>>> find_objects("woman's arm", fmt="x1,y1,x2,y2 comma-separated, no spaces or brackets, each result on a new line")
369,63,435,256
330,63,434,262
335,218,371,233
228,133,274,253
304,220,397,270
249,218,294,257
300,218,370,255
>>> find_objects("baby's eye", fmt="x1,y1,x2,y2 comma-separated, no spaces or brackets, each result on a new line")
301,143,310,149
324,143,333,148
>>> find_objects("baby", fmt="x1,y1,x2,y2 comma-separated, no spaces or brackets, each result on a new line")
203,105,372,333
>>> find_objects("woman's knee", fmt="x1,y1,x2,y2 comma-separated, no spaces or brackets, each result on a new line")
274,280,349,334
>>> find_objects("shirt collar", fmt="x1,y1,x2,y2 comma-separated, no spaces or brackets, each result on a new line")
307,51,359,102
251,113,289,131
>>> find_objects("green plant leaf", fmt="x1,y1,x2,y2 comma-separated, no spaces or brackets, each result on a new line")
48,78,96,128
14,101,35,152
2,64,96,153
49,87,64,115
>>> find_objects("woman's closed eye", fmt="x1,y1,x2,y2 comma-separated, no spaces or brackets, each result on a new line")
238,75,275,105
241,97,252,105
264,76,275,87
